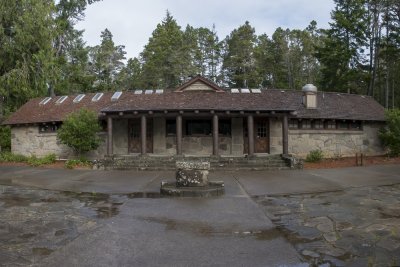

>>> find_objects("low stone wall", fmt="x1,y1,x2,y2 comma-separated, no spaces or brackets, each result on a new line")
11,125,106,159
288,123,385,158
165,136,232,155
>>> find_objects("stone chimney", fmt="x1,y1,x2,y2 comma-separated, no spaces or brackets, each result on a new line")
302,84,317,109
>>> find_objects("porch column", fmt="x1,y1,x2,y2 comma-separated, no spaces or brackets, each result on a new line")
176,115,182,155
247,115,254,156
282,114,289,155
212,114,219,156
141,115,147,155
107,116,113,155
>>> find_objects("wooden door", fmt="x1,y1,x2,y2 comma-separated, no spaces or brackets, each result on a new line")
254,118,269,153
128,119,153,153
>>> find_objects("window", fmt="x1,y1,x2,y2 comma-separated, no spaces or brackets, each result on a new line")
111,91,122,101
326,120,336,129
350,121,362,130
300,120,312,129
39,97,52,105
313,120,324,129
92,93,103,102
39,123,60,133
337,121,349,129
185,119,211,136
289,119,299,129
219,119,231,136
166,119,176,136
73,94,85,103
55,96,68,104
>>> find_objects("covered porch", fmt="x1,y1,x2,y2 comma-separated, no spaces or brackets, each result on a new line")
104,109,291,158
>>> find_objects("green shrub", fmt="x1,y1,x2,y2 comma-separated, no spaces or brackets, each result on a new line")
0,126,11,151
57,108,101,157
65,159,92,169
0,152,56,166
27,153,56,167
305,149,324,162
0,151,28,162
379,109,400,157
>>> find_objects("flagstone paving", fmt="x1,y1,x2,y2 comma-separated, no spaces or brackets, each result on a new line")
255,184,400,266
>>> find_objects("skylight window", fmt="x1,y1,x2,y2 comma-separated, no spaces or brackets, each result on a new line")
111,91,122,101
92,93,104,102
241,89,250,93
231,89,239,93
39,97,52,105
134,90,142,95
145,90,153,94
155,89,164,94
55,96,68,104
73,94,85,103
251,89,261,93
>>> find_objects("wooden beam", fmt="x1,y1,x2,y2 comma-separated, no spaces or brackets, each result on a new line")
176,115,182,155
141,115,146,155
213,114,219,156
247,115,254,156
282,114,288,156
107,116,113,156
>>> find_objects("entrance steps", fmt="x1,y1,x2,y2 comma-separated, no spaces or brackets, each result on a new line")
103,154,295,171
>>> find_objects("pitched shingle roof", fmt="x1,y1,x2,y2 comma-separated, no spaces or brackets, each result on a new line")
2,76,386,125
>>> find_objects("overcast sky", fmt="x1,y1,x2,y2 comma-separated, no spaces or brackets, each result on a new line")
76,0,335,60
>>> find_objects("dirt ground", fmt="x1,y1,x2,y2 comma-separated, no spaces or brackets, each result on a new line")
304,155,400,169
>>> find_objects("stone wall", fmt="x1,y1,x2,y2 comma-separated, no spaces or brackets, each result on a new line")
165,136,232,155
288,122,385,158
269,118,283,155
112,119,128,155
11,125,106,159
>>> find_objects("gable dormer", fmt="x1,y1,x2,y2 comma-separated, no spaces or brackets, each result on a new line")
175,75,225,93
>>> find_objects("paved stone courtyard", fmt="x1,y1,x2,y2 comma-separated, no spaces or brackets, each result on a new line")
1,165,400,266
0,185,127,266
255,184,400,266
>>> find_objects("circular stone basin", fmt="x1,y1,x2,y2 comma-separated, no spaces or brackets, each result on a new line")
160,181,224,197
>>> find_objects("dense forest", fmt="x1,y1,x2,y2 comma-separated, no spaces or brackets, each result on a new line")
1,0,400,117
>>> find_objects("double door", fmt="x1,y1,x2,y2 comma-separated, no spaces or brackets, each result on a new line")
128,119,153,153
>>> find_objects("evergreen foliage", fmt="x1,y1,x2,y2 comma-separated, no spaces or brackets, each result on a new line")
1,1,400,114
379,109,400,156
57,108,101,156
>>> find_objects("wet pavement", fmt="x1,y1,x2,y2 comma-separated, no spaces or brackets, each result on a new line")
1,164,400,266
255,184,400,266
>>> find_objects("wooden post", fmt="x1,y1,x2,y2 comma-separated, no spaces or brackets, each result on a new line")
282,114,289,155
107,116,113,156
176,115,182,155
248,115,254,156
213,114,219,156
141,115,146,155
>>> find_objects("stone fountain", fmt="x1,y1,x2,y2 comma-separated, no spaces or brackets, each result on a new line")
160,160,224,197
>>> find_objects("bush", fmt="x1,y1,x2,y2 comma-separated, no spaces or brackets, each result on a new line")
0,151,28,162
27,154,56,167
0,126,11,151
57,108,101,157
0,152,56,166
65,159,92,169
305,149,324,162
379,109,400,157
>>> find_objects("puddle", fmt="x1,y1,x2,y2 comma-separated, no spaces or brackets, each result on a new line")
127,192,162,198
32,247,54,256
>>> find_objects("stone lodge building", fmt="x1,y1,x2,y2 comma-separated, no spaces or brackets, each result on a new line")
3,76,386,163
